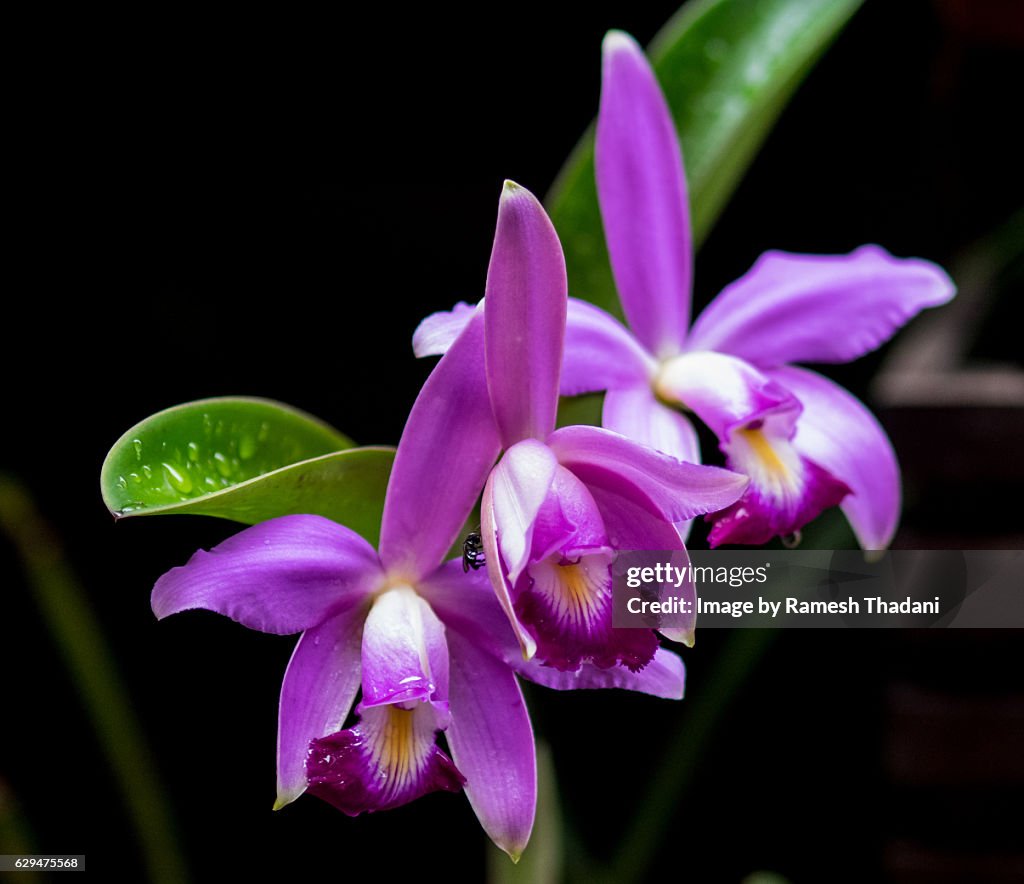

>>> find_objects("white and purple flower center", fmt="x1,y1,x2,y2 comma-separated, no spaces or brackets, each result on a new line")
652,355,850,546
512,466,659,672
305,585,465,816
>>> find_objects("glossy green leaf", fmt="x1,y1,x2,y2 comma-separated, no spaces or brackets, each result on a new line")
548,0,863,320
101,397,393,544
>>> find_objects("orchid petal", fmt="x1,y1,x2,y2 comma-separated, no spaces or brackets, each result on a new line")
529,465,612,563
481,474,537,661
485,181,567,446
412,301,478,358
151,514,382,634
307,702,464,816
768,365,901,550
275,607,366,809
490,439,559,585
600,389,701,547
602,386,700,464
588,484,696,646
655,350,801,441
445,629,536,861
688,246,957,368
360,586,449,708
561,298,656,395
547,425,748,522
419,559,521,663
597,31,692,358
518,647,685,699
379,311,501,581
478,442,557,661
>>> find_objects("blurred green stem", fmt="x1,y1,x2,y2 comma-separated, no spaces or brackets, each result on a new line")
0,476,188,884
606,629,778,884
0,777,35,855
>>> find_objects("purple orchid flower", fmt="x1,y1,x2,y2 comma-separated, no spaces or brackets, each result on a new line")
151,193,692,861
559,30,956,550
418,181,748,668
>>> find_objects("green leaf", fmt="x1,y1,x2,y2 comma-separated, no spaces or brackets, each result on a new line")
547,0,863,320
101,397,393,544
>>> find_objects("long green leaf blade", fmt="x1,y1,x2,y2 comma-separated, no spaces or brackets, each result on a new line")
548,0,863,320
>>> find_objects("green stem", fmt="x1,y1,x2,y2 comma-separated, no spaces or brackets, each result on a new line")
0,777,35,856
0,476,188,884
608,629,778,884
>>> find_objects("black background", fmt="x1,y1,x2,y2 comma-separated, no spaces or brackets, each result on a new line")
3,1,1023,881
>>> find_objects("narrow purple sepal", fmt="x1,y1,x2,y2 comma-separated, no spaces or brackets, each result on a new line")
276,607,365,809
561,298,656,396
768,365,902,550
597,31,692,358
445,630,536,861
484,181,567,446
688,246,957,368
547,425,748,522
306,703,465,816
379,311,501,581
151,514,382,634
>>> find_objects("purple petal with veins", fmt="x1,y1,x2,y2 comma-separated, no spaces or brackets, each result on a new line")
588,483,697,646
151,514,382,635
488,439,559,586
768,364,901,550
602,386,700,465
445,629,536,861
379,310,501,582
688,245,957,368
276,607,366,809
597,30,692,357
547,425,748,522
485,181,567,446
561,297,656,395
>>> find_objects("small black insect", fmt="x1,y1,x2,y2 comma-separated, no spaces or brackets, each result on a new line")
462,530,485,573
